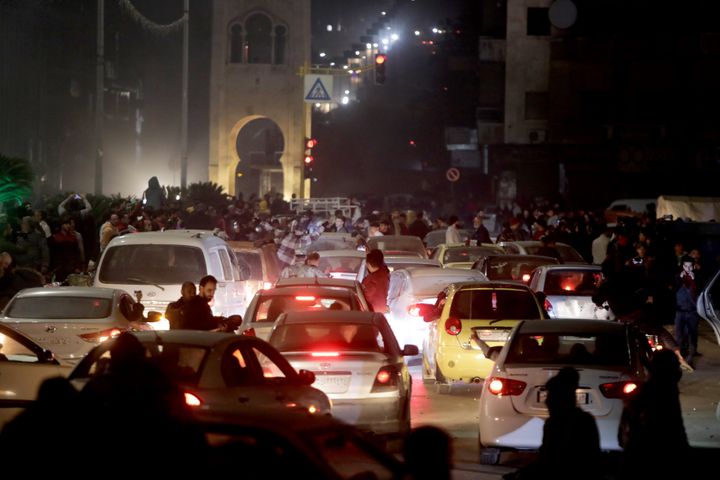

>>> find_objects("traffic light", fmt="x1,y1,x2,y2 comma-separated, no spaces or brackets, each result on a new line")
374,54,387,85
304,137,317,178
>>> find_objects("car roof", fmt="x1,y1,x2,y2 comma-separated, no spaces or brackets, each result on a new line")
385,257,440,266
279,310,383,325
256,286,355,297
128,330,240,347
14,287,120,299
107,230,227,247
404,267,486,279
275,278,358,288
516,319,626,335
454,280,534,291
501,241,574,248
485,254,559,262
536,264,601,272
314,249,365,257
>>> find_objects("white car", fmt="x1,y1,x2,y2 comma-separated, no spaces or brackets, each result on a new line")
386,267,487,349
0,323,72,428
69,330,331,416
0,287,156,364
528,264,611,320
496,241,586,264
477,319,650,465
431,243,505,269
268,311,417,436
697,265,720,346
315,249,366,281
356,256,441,283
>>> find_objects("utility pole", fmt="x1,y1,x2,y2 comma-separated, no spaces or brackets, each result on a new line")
95,0,104,195
180,0,189,189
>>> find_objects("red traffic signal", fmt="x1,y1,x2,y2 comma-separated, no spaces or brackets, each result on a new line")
304,155,314,165
375,54,387,65
305,138,318,149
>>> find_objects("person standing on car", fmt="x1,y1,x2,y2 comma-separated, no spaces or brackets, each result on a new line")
362,249,390,313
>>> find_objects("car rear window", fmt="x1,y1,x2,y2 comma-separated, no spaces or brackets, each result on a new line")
252,294,359,323
486,257,557,281
99,245,207,285
543,270,601,296
443,247,499,264
6,297,112,319
505,333,630,366
270,323,388,353
450,289,541,320
317,256,363,275
235,251,264,281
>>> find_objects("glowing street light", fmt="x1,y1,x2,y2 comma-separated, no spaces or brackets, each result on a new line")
341,96,350,105
344,89,350,95
373,43,379,48
343,65,349,70
319,52,326,58
330,62,335,66
326,24,333,32
391,33,399,41
366,43,372,49
381,11,386,16
355,50,360,55
414,30,420,36
432,27,438,33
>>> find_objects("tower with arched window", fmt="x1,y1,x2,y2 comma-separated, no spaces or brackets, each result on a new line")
209,0,310,199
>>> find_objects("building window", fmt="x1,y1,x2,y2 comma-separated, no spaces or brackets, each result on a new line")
246,13,272,64
527,8,550,36
274,25,287,64
525,92,549,120
230,24,243,63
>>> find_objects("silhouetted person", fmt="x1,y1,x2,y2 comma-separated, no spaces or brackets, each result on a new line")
166,281,196,329
362,249,390,313
619,349,689,479
403,426,452,480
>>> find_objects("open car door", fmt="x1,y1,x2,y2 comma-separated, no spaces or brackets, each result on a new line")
697,269,720,345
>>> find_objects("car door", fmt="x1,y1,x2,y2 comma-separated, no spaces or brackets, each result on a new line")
697,268,720,345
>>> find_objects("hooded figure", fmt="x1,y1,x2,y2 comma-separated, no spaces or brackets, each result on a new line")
143,176,166,211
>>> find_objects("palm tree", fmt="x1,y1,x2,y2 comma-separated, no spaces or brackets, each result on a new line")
0,154,33,205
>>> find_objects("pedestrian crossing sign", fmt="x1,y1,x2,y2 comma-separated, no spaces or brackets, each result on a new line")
304,75,333,103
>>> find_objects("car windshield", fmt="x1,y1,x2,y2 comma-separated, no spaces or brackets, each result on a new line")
410,276,483,297
235,251,263,281
317,256,363,275
450,289,541,319
5,296,112,319
486,257,558,281
368,237,427,258
252,294,359,323
99,245,207,285
505,332,630,366
524,245,584,263
270,323,388,353
543,270,601,296
81,343,209,386
443,247,499,264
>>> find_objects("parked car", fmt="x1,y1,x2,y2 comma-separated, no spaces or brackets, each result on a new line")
472,255,559,285
421,281,547,392
274,277,372,311
94,230,252,321
356,256,441,283
197,408,405,479
314,249,366,281
0,287,157,363
69,331,331,416
0,323,72,429
386,267,487,349
269,311,417,437
496,241,586,264
478,319,651,464
431,243,504,269
240,285,368,340
528,264,611,320
368,235,428,259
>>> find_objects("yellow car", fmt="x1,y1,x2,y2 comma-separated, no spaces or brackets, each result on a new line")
420,281,547,393
431,243,504,269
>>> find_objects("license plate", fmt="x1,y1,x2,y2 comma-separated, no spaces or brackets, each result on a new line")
474,329,510,342
537,390,589,405
313,373,351,393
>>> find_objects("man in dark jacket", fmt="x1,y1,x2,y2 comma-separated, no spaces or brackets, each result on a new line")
166,281,197,330
181,276,222,330
472,211,492,244
362,249,390,313
409,211,429,239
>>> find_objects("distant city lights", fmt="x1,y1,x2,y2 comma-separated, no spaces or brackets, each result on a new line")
414,30,421,36
319,52,326,58
341,96,350,105
344,89,350,95
373,43,379,48
381,11,386,16
326,24,333,32
355,50,360,55
382,38,389,45
330,62,335,66
366,43,372,49
343,65,349,70
391,33,399,41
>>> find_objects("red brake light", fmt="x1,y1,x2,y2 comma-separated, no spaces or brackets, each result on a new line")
184,392,202,407
80,328,122,343
522,273,531,283
486,377,527,396
600,381,639,399
241,328,256,337
371,366,399,392
407,306,421,317
295,295,316,302
311,352,340,357
263,282,273,290
544,298,553,312
444,317,462,336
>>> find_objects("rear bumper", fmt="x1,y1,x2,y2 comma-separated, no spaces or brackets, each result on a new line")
330,396,404,435
436,345,495,382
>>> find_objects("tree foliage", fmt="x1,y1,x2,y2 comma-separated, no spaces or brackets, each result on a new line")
0,154,33,205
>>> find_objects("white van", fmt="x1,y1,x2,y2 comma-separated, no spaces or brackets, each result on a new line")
94,230,252,327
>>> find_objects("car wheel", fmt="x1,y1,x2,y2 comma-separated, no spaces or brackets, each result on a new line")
479,447,501,465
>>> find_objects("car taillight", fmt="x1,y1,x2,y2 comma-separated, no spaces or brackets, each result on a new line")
522,273,531,283
241,328,256,337
487,377,527,396
600,381,639,399
79,328,122,343
544,298,553,312
184,392,202,407
263,282,273,290
295,295,316,302
371,366,399,393
311,352,340,357
445,317,462,336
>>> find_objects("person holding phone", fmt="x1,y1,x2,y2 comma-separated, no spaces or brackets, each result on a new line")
58,193,92,217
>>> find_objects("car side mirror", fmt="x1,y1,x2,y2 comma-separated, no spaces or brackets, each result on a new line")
146,311,162,323
402,344,419,356
298,369,316,386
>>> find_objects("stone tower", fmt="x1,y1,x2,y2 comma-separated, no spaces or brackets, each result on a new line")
209,0,310,199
